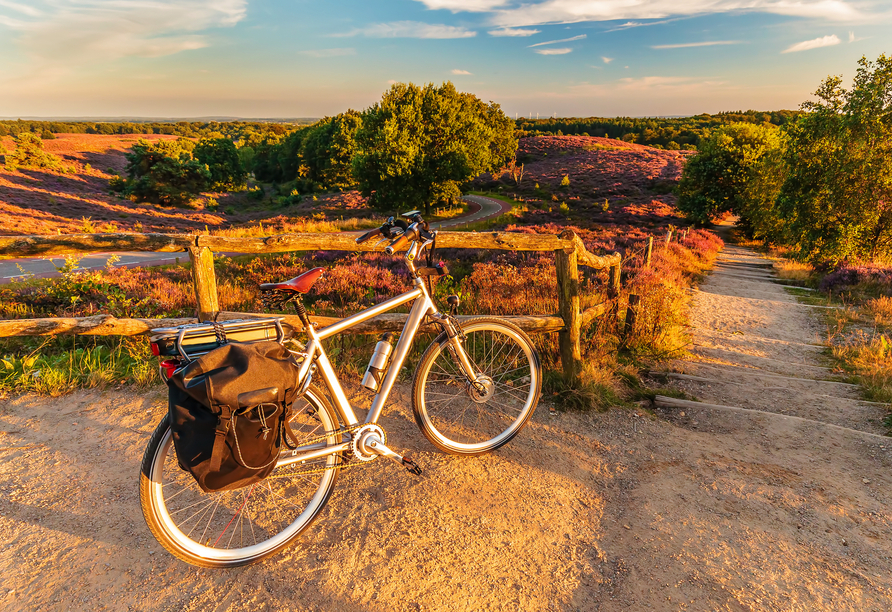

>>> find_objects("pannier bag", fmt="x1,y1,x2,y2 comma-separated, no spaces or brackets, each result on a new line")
167,341,302,492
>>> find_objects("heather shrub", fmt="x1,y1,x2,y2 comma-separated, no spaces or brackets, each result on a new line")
819,263,892,295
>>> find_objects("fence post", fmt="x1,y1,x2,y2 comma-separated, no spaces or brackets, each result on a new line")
645,236,653,266
188,246,220,321
607,260,621,321
665,229,673,245
623,294,641,339
555,238,582,386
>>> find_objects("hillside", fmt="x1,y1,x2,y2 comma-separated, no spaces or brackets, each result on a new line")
0,134,368,236
0,135,689,236
476,135,690,229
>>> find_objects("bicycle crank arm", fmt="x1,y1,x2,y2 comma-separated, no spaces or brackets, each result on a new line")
366,438,423,476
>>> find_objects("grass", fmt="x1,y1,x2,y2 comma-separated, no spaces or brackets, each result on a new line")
0,336,157,397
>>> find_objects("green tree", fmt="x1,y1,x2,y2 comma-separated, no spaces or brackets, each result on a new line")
194,138,246,190
303,110,362,191
353,81,517,213
10,132,63,169
115,138,210,206
777,54,892,261
676,122,781,224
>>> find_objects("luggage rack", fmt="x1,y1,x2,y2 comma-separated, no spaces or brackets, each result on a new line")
150,318,291,362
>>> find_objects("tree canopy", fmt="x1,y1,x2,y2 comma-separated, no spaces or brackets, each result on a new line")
353,81,517,213
775,54,892,261
676,54,892,263
194,138,247,191
676,123,782,225
113,138,211,207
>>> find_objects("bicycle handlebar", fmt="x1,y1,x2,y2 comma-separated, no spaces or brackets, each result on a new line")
355,227,382,244
384,232,411,255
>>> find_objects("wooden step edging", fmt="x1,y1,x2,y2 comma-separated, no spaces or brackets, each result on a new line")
652,395,890,441
673,362,859,387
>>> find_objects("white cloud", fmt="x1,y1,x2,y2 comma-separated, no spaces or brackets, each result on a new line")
335,21,477,39
489,1,868,28
782,34,841,53
0,0,41,18
488,27,540,36
528,34,586,47
415,0,508,11
301,48,356,58
565,75,729,97
601,56,614,63
535,47,573,55
451,68,473,74
0,0,246,63
652,40,741,49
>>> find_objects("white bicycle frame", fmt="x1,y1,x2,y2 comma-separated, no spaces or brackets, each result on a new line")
277,242,472,467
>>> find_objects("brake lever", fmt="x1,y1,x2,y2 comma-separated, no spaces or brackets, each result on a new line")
373,237,389,247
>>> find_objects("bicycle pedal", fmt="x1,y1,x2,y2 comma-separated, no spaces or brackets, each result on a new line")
401,455,423,476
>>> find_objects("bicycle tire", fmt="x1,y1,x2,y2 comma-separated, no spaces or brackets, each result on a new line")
139,384,340,568
412,317,541,455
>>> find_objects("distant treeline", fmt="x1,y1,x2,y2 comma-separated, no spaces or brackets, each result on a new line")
514,110,803,150
0,119,305,141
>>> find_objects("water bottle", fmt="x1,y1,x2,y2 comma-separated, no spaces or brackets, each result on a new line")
361,333,394,391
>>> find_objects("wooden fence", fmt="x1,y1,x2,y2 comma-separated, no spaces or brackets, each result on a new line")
0,229,621,384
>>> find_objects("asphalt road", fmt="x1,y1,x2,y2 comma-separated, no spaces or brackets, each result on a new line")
0,195,512,283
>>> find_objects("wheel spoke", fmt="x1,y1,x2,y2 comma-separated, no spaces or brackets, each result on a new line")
415,321,540,453
142,387,340,565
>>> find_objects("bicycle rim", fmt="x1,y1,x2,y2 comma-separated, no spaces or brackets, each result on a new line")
140,386,340,567
413,318,541,455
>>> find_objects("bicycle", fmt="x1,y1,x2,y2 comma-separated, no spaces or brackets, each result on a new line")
139,211,542,567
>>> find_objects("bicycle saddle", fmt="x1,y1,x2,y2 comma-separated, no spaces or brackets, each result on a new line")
259,267,324,294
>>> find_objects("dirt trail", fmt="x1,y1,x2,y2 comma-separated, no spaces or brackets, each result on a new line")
662,242,888,434
1,242,892,611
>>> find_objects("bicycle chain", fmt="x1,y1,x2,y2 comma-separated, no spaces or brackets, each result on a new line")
265,421,369,479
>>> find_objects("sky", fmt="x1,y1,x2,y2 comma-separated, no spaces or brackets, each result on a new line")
0,0,890,118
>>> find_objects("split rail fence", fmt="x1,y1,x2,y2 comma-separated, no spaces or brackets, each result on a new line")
0,230,621,383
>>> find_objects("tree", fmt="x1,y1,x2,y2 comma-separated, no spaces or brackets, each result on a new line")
194,138,246,190
302,110,362,191
353,81,517,214
114,138,210,206
776,54,892,262
9,132,63,169
676,122,782,224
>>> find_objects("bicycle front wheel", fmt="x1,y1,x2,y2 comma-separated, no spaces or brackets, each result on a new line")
139,384,340,568
412,317,541,455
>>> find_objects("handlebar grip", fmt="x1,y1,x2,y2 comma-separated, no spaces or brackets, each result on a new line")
384,233,411,255
356,228,381,244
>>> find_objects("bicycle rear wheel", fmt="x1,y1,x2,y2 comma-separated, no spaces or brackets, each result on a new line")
139,384,340,568
412,317,541,455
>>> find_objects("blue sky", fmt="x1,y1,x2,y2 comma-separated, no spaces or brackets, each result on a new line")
0,0,889,118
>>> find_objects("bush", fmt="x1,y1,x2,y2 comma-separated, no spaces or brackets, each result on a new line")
116,138,210,206
10,132,63,169
40,130,56,140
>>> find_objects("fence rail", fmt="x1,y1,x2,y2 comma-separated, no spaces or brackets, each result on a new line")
0,229,621,384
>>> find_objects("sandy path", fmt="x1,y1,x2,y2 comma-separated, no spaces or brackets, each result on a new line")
1,242,892,610
662,243,888,435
